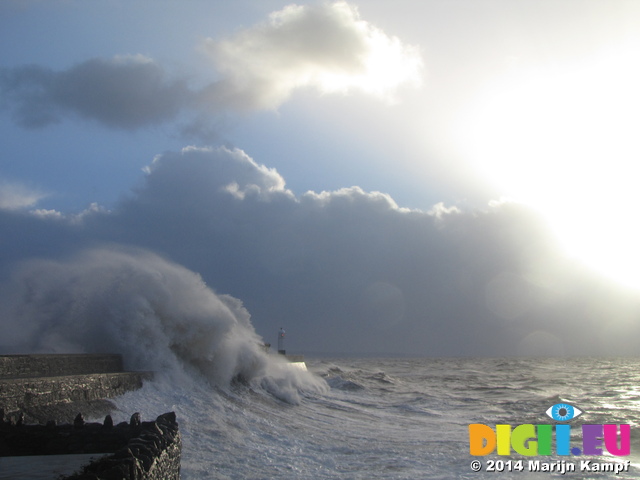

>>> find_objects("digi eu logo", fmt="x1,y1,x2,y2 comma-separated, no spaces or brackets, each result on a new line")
469,403,631,456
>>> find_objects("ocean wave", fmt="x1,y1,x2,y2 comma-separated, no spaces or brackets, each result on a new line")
326,376,365,391
1,246,327,404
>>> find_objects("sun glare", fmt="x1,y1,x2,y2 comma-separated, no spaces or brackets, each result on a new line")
459,44,640,289
315,22,423,98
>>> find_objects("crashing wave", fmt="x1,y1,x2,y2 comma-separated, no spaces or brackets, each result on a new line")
1,246,327,404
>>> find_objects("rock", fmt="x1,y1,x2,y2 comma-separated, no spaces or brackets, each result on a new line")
74,413,85,428
129,412,140,427
103,414,113,428
157,412,176,424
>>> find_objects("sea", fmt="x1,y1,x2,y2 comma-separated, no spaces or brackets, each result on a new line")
110,356,640,479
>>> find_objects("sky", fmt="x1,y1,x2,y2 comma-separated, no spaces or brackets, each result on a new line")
1,0,640,357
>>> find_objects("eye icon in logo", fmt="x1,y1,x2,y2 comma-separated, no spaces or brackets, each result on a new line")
545,403,582,422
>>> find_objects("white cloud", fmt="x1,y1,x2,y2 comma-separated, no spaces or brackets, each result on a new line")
30,208,63,219
202,1,423,109
0,180,46,210
302,186,406,212
139,145,291,204
428,202,461,219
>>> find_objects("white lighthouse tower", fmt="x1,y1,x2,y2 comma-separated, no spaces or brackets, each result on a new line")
277,327,286,355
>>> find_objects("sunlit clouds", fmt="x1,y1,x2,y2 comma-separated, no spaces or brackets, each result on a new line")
0,2,423,132
202,2,423,109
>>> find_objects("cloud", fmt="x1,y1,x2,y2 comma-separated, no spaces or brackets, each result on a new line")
0,179,47,210
1,2,422,133
0,55,191,129
202,1,423,109
141,145,289,199
3,146,639,357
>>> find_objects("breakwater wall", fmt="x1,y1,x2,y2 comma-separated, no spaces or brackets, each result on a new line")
1,372,150,417
0,354,124,379
0,354,151,422
1,411,181,480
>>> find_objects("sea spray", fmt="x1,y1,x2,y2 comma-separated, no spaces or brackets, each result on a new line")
1,246,327,400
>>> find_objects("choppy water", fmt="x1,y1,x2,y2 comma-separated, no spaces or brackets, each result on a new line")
111,357,640,479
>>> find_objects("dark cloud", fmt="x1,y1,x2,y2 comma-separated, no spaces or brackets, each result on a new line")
2,146,638,357
0,55,191,129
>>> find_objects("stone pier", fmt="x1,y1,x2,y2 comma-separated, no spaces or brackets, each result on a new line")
0,354,180,479
0,354,151,423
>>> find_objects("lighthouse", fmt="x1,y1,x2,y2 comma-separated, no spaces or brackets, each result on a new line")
275,327,306,370
278,327,286,355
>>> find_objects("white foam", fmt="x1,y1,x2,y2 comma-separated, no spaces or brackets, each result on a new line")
2,246,327,400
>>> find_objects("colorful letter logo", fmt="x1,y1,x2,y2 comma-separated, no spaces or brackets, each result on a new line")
469,404,630,457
